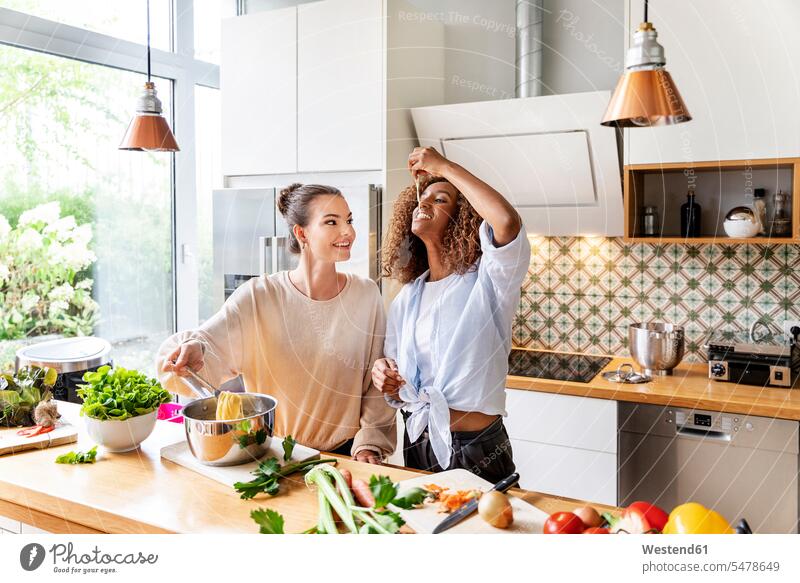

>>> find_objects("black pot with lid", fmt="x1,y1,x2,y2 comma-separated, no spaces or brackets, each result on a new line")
15,337,112,404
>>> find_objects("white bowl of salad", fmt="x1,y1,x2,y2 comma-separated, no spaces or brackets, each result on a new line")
78,366,171,453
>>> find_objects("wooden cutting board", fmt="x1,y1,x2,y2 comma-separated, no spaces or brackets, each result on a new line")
392,468,550,534
0,422,79,456
160,437,320,489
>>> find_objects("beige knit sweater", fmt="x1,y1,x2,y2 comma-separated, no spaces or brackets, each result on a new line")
154,271,396,457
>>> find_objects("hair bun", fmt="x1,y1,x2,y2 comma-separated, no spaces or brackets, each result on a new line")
278,183,303,216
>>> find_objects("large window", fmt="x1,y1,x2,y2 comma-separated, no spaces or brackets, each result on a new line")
0,45,174,375
195,84,222,323
0,1,226,377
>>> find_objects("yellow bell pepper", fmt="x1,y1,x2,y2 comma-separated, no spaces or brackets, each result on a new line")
662,502,734,534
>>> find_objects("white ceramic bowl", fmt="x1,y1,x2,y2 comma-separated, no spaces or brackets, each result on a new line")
84,410,158,452
724,219,760,238
723,207,761,238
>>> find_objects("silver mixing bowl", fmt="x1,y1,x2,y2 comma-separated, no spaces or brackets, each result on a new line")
629,322,685,376
182,393,277,467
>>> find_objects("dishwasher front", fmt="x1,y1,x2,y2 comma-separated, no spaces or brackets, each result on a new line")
618,402,799,533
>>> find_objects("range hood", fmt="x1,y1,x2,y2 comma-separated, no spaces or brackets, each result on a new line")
411,92,623,237
410,1,623,237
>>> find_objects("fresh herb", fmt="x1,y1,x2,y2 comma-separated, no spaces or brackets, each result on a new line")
390,487,430,510
369,475,397,508
55,445,98,465
234,419,267,449
77,366,171,421
0,366,57,427
233,457,337,500
251,508,285,534
282,435,296,461
369,475,429,509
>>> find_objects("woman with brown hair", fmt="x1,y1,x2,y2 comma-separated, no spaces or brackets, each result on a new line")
156,183,395,464
372,147,530,482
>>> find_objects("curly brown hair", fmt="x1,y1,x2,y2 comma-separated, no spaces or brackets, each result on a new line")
381,176,483,284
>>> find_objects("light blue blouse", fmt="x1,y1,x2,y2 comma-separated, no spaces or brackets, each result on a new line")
384,221,531,469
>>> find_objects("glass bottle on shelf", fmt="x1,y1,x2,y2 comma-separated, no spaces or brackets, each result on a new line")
770,190,791,236
680,190,702,237
752,188,767,235
642,206,659,236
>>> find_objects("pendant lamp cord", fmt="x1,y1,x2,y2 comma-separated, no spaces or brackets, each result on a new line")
146,0,151,82
644,0,649,23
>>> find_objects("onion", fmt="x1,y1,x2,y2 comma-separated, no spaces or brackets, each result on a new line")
573,506,602,528
478,491,514,529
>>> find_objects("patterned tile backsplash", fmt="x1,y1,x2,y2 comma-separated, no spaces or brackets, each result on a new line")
512,237,800,362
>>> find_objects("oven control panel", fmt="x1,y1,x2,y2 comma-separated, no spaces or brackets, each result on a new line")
674,410,740,435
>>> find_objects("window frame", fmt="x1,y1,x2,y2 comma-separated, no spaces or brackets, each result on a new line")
0,0,228,333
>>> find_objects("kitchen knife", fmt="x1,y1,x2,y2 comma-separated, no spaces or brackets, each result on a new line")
431,472,520,534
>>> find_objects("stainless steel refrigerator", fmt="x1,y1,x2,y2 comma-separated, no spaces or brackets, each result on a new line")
212,184,382,309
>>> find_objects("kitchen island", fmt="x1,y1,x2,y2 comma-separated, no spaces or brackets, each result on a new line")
0,402,618,534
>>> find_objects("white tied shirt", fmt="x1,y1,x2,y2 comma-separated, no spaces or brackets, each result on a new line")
413,274,456,389
385,221,531,469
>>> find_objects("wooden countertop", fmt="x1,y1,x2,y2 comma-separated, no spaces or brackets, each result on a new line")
0,402,618,534
507,353,800,421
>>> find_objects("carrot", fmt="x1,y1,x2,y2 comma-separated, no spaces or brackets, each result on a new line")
340,469,353,490
351,478,375,508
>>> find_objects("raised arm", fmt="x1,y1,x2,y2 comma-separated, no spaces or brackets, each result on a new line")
408,146,521,246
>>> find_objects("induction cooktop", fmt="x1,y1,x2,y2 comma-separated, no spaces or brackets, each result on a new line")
508,350,611,383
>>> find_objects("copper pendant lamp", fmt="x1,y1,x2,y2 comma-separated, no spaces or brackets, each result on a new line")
601,0,691,128
119,0,179,151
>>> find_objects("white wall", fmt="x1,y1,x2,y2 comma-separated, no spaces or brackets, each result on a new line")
403,0,516,103
541,0,624,95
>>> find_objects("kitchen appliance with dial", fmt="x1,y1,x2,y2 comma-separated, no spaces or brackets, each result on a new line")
705,329,799,388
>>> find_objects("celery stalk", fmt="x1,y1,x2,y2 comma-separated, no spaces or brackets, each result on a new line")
305,465,358,533
317,488,336,534
319,464,357,508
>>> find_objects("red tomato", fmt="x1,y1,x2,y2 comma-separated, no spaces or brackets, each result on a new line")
582,527,610,534
627,501,669,532
544,512,585,534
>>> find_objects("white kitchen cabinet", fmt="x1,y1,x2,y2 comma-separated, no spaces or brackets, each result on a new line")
625,0,800,165
297,0,383,172
221,0,383,175
221,6,297,176
0,514,21,533
20,522,48,534
510,439,618,506
505,389,617,453
505,388,617,506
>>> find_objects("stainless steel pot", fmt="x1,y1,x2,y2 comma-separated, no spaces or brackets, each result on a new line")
629,322,685,376
179,370,277,467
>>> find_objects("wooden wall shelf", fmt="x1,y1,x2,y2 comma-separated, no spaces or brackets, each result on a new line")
624,158,800,244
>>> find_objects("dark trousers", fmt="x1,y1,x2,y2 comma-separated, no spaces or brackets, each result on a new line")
401,411,516,485
330,438,355,456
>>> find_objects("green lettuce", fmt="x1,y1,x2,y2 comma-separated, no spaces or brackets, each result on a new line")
78,365,170,421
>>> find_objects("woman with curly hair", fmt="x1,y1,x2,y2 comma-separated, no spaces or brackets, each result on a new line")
372,146,531,482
